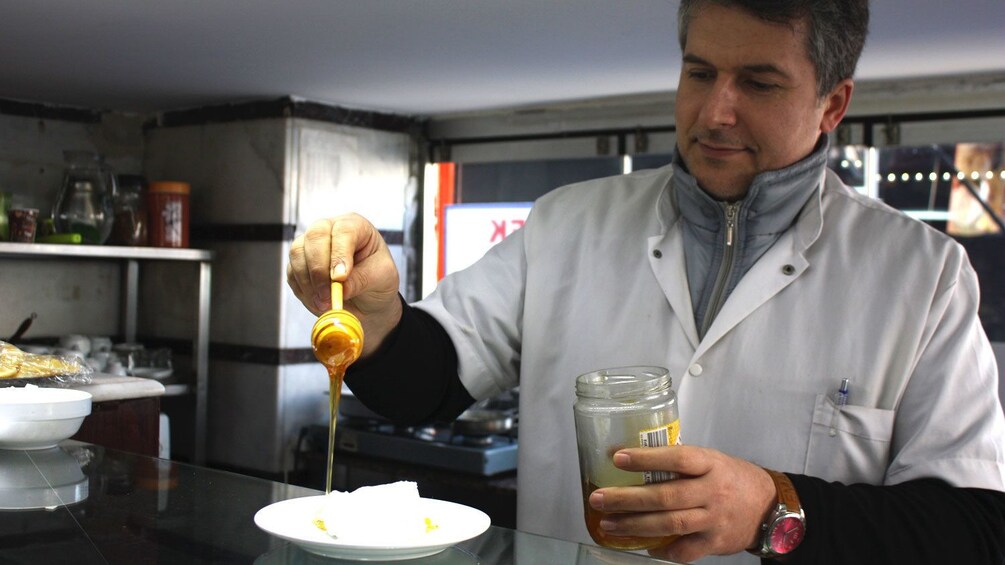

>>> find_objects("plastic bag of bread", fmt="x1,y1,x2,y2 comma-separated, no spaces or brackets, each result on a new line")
0,341,93,384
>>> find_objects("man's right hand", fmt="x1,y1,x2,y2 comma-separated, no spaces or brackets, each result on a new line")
287,213,403,358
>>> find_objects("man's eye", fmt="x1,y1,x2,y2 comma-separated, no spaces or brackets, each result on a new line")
747,80,778,92
686,70,714,81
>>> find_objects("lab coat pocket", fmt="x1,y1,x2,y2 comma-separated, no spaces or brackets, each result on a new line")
804,394,895,484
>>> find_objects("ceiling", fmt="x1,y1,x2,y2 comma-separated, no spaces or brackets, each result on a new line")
1,1,1003,118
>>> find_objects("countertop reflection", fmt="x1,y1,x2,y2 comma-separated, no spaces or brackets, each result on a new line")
0,441,680,564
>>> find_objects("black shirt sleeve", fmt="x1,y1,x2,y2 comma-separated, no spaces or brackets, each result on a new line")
343,295,474,425
781,474,1005,564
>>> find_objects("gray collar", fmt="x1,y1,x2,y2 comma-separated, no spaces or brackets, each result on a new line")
670,136,829,237
665,136,830,337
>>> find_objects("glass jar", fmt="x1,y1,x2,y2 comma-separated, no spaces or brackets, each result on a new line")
573,366,680,550
52,151,116,244
108,174,148,246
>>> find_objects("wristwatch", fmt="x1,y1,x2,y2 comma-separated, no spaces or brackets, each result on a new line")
748,469,806,559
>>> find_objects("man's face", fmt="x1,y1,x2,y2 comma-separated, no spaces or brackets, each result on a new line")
675,4,852,200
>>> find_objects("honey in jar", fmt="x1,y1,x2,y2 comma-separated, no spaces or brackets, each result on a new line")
573,366,681,550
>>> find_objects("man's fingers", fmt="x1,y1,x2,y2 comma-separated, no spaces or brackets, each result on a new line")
328,213,389,302
301,219,335,309
649,532,718,564
599,507,710,538
327,215,362,282
287,213,402,352
613,445,713,476
288,233,322,315
590,478,707,513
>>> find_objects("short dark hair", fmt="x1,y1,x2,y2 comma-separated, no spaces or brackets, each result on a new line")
677,0,870,98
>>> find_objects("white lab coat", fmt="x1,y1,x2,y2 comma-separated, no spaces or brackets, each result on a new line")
415,164,1005,564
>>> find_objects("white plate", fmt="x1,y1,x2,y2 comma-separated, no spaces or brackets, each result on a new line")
254,495,491,561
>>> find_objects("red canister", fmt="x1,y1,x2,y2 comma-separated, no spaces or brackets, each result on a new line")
147,181,190,248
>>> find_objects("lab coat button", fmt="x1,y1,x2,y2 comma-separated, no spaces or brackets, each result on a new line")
782,264,796,275
652,249,663,259
688,363,703,377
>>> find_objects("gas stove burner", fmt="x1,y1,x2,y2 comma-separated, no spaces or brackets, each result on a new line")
410,425,443,442
331,425,519,476
455,434,495,447
329,393,520,475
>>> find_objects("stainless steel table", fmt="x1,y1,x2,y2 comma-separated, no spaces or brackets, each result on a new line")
0,442,679,564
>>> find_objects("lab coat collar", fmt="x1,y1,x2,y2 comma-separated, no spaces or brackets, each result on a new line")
649,138,829,354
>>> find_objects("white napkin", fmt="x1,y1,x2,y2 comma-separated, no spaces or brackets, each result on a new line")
316,481,426,543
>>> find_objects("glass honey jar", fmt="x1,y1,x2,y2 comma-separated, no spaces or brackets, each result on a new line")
573,366,680,550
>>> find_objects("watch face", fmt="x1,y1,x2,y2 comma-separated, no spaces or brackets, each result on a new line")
769,516,805,554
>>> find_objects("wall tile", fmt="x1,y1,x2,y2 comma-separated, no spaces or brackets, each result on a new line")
0,260,120,338
0,114,144,212
291,119,411,232
206,359,330,474
144,120,288,224
206,360,282,471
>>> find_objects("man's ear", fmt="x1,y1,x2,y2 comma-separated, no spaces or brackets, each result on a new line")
820,79,854,134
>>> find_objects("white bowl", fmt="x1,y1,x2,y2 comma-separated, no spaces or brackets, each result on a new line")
0,447,88,509
0,387,92,450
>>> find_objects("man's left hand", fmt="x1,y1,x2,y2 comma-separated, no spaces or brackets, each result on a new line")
587,445,777,563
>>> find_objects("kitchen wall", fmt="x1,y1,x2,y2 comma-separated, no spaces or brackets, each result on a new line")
0,111,145,338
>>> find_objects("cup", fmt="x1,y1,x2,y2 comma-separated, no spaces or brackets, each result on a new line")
8,208,39,242
106,361,127,376
87,351,111,372
54,348,86,362
89,336,113,354
59,334,92,356
112,342,145,371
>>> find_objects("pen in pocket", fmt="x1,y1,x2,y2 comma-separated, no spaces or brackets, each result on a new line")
834,378,850,408
829,378,850,436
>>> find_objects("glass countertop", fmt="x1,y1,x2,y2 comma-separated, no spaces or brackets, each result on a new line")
0,442,677,564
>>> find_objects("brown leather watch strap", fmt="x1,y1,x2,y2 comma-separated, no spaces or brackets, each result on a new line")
765,468,801,513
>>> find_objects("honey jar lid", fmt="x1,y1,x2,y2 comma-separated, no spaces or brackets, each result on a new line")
148,181,190,195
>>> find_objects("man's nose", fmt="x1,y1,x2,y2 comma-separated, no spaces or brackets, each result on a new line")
699,79,738,128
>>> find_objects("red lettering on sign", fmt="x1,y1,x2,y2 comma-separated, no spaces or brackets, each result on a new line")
490,220,507,242
489,219,527,242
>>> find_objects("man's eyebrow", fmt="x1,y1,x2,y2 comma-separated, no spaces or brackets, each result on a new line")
742,63,792,80
682,53,793,80
682,54,712,66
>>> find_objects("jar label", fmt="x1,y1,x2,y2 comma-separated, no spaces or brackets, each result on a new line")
162,200,183,245
640,420,681,484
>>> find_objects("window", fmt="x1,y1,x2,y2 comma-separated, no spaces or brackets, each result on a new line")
829,142,1005,339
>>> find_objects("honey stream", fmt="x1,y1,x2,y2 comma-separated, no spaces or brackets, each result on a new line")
310,284,363,494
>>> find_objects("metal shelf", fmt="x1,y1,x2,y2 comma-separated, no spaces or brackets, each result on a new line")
163,383,193,397
0,241,213,464
0,241,211,261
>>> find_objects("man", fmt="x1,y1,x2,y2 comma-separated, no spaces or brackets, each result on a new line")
288,1,1005,563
